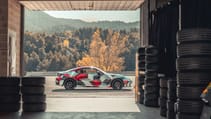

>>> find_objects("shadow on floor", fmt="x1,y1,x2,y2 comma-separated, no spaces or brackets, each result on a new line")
136,104,166,119
0,111,166,119
52,88,132,93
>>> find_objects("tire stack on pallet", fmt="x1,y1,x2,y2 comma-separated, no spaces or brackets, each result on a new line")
21,77,46,112
167,79,176,119
138,47,146,104
159,77,168,117
176,29,211,119
144,46,159,107
0,77,21,112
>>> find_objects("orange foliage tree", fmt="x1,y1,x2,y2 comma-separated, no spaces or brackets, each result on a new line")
76,29,128,72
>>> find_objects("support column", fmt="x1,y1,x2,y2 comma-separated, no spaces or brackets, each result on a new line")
0,0,21,76
141,0,157,46
140,0,149,47
20,5,24,76
0,0,9,76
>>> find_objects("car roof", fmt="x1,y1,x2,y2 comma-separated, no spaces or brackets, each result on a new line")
67,66,101,71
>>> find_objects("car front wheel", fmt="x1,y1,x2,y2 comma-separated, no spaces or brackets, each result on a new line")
64,79,76,90
112,80,123,90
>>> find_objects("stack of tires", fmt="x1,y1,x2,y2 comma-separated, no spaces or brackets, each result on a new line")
21,77,46,112
144,46,159,107
176,29,211,119
138,47,146,104
167,79,176,119
159,77,168,117
0,77,20,112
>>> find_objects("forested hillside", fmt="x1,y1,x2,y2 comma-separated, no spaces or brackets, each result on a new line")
24,11,140,71
25,10,140,33
24,28,140,71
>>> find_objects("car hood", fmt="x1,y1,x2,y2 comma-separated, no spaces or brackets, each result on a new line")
108,73,130,80
57,71,69,76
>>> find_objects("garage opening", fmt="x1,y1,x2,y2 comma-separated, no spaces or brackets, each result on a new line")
21,0,143,112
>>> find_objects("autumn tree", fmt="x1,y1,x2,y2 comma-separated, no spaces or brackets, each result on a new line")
76,29,128,72
77,29,107,68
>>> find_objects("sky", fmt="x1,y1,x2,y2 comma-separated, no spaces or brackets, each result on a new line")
44,9,140,23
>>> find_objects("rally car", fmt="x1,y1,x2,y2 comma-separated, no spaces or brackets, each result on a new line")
56,66,132,90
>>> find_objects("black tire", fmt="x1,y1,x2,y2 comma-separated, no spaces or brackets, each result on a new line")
167,100,175,111
139,74,145,78
0,95,20,103
138,47,145,56
0,103,20,112
176,57,211,71
177,43,211,57
145,47,159,56
160,77,168,88
144,86,159,94
139,94,144,104
168,79,176,90
0,86,20,94
138,56,145,63
0,77,20,86
22,77,45,86
21,86,44,94
176,112,200,119
167,111,175,119
140,88,144,93
177,100,203,114
144,78,159,86
178,29,211,43
145,71,157,79
23,103,46,112
139,80,144,85
160,88,168,98
112,80,123,90
144,93,159,100
138,62,145,69
167,90,177,101
139,66,145,71
139,76,145,84
145,63,159,71
146,56,159,63
23,94,46,103
159,97,167,108
160,108,167,117
144,99,159,107
177,86,205,100
139,84,144,91
177,72,211,86
64,79,77,90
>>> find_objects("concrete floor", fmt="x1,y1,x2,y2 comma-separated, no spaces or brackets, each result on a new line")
46,98,139,112
0,104,166,119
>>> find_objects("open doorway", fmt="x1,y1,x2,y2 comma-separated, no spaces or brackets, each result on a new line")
22,1,141,112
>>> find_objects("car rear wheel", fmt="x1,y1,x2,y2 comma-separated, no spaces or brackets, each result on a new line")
64,79,76,90
112,80,123,90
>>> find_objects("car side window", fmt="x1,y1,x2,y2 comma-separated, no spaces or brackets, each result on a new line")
83,68,98,79
68,70,78,77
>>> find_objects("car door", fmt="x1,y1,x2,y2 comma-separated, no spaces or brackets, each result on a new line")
97,71,111,86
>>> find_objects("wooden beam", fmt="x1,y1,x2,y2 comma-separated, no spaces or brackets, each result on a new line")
19,0,142,1
19,0,145,10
